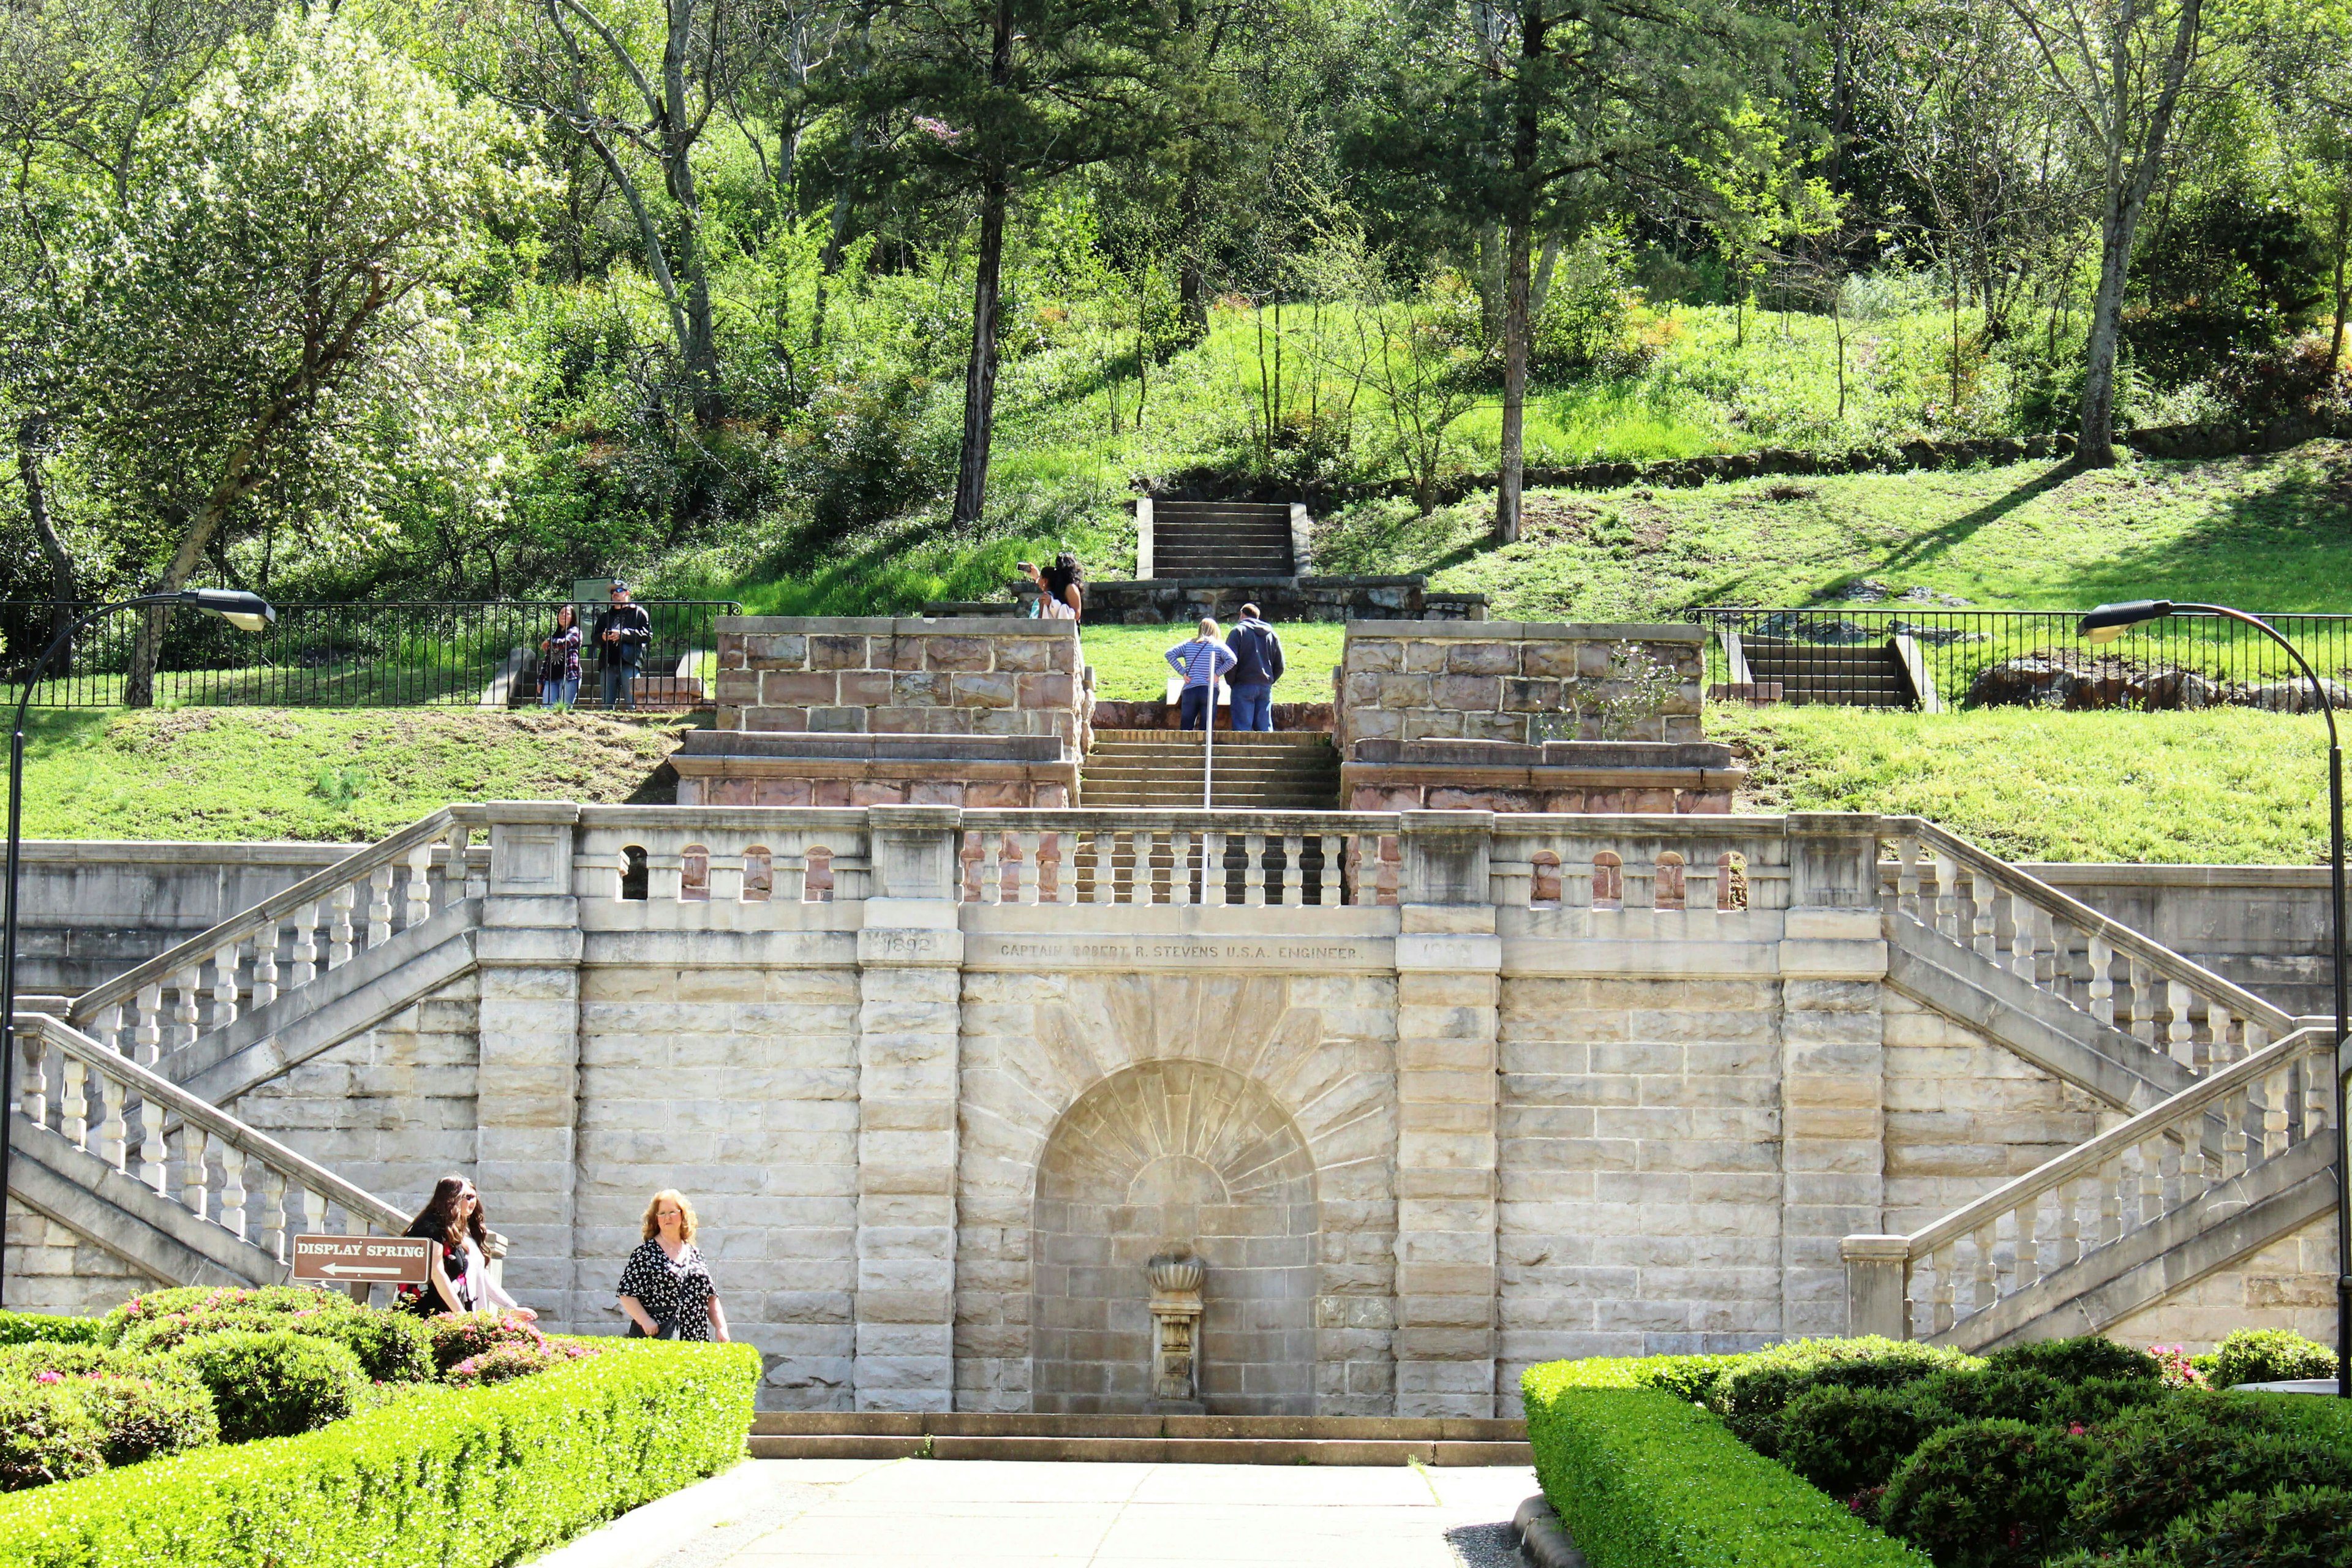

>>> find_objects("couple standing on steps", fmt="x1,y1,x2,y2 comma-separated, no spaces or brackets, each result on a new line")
1166,603,1286,731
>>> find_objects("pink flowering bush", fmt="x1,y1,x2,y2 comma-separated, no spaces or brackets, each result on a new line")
2147,1344,2208,1390
427,1311,549,1377
444,1338,598,1389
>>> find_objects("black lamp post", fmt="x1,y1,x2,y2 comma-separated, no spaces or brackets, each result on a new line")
2078,599,2348,1396
0,589,274,1308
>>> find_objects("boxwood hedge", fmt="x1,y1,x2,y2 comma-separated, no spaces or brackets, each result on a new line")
0,1338,758,1567
1523,1358,1930,1568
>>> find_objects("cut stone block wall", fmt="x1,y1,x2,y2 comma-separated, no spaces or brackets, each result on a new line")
1334,622,1708,756
713,617,1082,750
2,1204,169,1316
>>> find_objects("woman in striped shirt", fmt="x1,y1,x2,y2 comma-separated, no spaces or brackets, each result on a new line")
1165,618,1237,731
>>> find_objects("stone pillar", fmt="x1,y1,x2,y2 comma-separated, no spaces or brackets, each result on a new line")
1393,811,1503,1417
473,802,586,1327
1146,1250,1205,1411
853,805,965,1411
1841,1235,1912,1338
1780,815,1891,1339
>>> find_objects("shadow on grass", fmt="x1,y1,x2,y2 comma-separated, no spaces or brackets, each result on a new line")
1873,460,2080,576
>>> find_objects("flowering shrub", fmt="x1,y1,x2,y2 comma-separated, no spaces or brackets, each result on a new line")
0,1384,104,1493
111,1287,429,1383
428,1311,548,1376
445,1340,598,1389
2148,1344,2208,1390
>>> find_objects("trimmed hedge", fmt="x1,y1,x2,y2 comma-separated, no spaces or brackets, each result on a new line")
0,1338,758,1567
0,1314,105,1350
1523,1361,1931,1568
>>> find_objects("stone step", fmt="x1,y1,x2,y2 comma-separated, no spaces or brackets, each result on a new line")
752,1414,1524,1438
747,1411,1526,1463
746,1434,1528,1464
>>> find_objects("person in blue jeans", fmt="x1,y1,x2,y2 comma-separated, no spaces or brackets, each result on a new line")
1165,618,1237,731
593,579,652,710
1223,604,1284,731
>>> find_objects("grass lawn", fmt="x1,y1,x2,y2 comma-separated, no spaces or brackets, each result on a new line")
1314,440,2352,621
1080,622,1349,702
2,692,2329,867
1714,705,2335,864
11,709,687,842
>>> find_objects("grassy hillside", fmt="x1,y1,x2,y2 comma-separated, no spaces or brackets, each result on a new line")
0,702,2326,864
15,709,685,842
1314,441,2352,622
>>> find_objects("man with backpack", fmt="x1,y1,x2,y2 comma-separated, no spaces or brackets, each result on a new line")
1223,603,1284,732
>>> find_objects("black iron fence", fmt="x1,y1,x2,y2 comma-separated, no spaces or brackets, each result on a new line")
1687,607,2352,712
0,600,742,709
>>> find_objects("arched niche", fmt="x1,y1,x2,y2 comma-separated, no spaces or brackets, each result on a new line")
1030,1058,1317,1415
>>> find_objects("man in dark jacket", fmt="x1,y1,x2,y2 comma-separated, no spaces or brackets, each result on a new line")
593,579,653,710
1223,603,1284,732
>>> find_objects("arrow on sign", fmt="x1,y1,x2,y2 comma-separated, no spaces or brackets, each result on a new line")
317,1264,407,1278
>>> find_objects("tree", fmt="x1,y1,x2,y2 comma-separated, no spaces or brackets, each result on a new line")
1354,0,1765,544
2003,0,2218,462
64,9,545,704
1686,98,1844,347
825,0,1217,526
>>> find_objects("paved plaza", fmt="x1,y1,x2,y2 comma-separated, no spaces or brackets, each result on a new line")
530,1459,1536,1568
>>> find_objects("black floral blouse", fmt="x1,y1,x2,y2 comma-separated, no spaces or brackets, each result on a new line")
616,1238,718,1340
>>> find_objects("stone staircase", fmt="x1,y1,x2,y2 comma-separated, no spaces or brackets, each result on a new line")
1142,500,1301,578
7,809,487,1297
1725,631,1940,710
1080,730,1340,809
1844,819,2335,1349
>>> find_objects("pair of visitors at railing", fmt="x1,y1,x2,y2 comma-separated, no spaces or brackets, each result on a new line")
397,1175,535,1320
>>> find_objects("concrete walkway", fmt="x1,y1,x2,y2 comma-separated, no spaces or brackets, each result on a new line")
530,1458,1537,1568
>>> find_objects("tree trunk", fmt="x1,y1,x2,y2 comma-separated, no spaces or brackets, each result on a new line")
2329,192,2349,375
1498,223,1531,545
952,172,1010,527
2074,0,2203,463
123,521,217,709
661,4,724,426
1495,0,1543,546
1175,173,1210,345
16,421,74,679
2077,206,2133,464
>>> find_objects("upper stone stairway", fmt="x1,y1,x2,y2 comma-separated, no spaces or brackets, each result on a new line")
1725,630,1940,710
1080,730,1340,810
1143,500,1300,578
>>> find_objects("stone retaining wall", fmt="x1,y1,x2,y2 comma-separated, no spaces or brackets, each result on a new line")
926,578,1488,624
714,617,1082,748
1333,622,1708,756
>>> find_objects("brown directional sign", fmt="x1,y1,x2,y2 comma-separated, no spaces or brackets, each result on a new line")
290,1235,431,1286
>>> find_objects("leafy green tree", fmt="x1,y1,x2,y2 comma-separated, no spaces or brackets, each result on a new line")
1352,0,1767,543
61,9,545,703
2003,0,2223,462
1686,98,1845,347
823,0,1221,526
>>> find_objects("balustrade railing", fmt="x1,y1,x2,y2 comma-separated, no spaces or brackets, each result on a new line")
575,813,874,904
1846,1024,2333,1344
67,807,488,1061
954,812,1392,907
11,1014,407,1264
1879,818,2297,1072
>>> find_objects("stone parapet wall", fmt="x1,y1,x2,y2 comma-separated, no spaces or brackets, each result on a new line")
1342,739,1743,815
714,617,1082,750
1333,622,1708,756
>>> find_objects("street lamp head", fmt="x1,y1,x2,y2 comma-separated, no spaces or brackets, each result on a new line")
2078,600,2173,646
179,589,276,634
